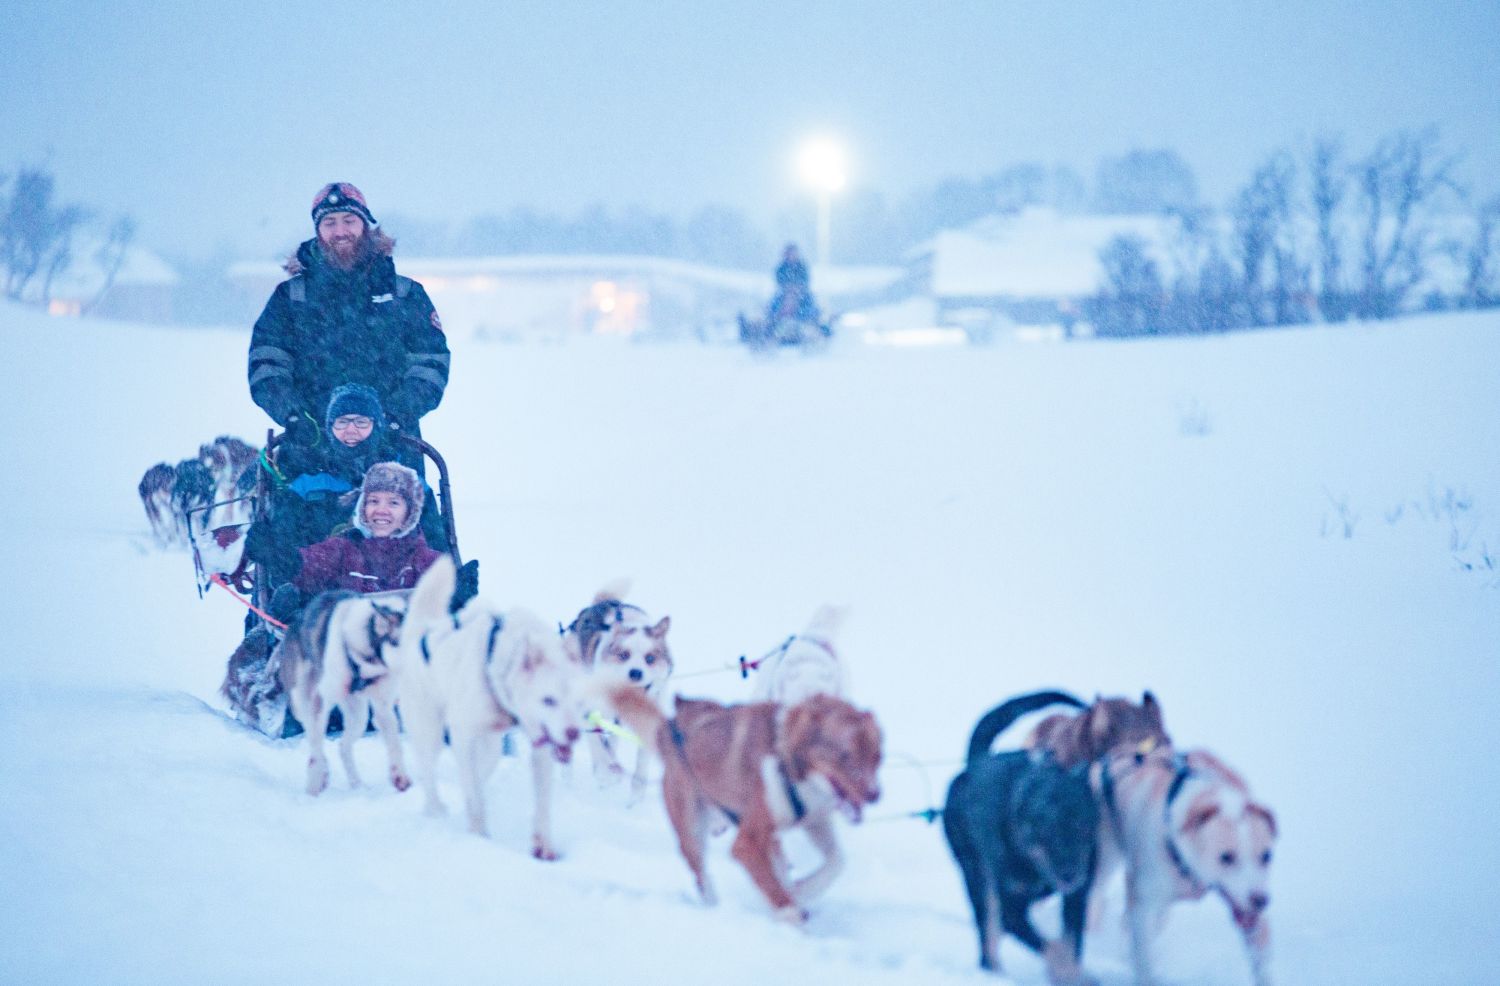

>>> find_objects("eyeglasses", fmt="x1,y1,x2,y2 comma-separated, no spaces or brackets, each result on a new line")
332,415,374,431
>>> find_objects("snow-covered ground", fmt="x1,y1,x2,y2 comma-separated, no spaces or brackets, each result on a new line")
1,302,1497,985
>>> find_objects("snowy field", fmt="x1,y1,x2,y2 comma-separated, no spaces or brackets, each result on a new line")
1,301,1497,985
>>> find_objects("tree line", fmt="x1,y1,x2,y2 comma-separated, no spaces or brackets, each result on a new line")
1087,129,1500,336
6,130,1496,331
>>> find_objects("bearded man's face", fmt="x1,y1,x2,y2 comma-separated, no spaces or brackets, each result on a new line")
317,211,367,268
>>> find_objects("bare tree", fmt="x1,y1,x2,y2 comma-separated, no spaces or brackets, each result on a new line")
1459,195,1500,309
1351,129,1458,319
1308,135,1349,320
1233,153,1308,326
1087,234,1165,336
81,216,138,316
0,168,87,303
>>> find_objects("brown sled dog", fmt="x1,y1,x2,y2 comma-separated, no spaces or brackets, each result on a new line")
1024,690,1171,766
609,688,882,923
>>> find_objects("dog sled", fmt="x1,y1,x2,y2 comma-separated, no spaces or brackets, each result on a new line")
216,427,464,738
736,313,834,351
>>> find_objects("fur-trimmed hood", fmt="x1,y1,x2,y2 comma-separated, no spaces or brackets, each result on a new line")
353,461,423,538
283,229,396,276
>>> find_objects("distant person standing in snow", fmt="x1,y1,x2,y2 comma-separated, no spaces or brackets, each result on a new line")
768,243,819,325
247,182,450,469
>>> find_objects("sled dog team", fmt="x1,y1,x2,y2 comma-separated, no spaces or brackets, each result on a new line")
140,436,258,551
271,555,1276,986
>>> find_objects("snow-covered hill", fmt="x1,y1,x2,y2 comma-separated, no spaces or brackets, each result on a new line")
2,304,1497,984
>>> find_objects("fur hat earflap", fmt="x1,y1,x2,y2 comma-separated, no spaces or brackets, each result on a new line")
353,461,423,538
311,182,377,228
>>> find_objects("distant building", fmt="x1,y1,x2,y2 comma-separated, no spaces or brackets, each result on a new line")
37,241,179,323
906,206,1179,334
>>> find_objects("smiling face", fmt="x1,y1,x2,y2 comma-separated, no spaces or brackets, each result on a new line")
317,211,366,268
361,490,409,538
332,413,375,447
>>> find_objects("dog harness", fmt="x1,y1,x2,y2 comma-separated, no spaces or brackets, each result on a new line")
737,633,835,679
1162,757,1207,893
665,718,806,827
1098,749,1207,893
418,613,501,665
347,611,400,693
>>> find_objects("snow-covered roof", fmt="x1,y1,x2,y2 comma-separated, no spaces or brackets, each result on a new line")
49,240,179,298
920,206,1178,299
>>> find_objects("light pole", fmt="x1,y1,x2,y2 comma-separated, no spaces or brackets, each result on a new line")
797,137,847,269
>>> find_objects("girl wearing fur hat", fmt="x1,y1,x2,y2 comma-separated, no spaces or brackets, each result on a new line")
293,462,442,596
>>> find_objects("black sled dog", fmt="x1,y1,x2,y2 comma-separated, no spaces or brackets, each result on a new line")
942,691,1101,985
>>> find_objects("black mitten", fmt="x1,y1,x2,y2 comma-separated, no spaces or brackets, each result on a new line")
269,583,304,624
283,412,319,448
451,559,480,614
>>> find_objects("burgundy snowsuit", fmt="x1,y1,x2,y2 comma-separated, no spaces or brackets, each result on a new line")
294,529,441,596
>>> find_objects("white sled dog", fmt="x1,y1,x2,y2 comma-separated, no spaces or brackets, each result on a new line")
1095,746,1278,986
752,604,850,706
392,557,588,859
562,580,673,802
278,589,410,796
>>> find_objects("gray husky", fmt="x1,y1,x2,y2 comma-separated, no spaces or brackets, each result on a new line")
277,589,410,796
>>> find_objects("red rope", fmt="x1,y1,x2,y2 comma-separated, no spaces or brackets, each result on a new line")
207,572,288,630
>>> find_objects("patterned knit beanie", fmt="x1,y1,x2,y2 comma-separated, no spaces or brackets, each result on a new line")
325,383,387,436
311,182,377,228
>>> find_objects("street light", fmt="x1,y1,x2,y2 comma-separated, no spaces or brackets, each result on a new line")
797,136,847,269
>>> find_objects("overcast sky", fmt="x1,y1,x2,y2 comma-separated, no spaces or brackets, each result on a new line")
5,0,1497,260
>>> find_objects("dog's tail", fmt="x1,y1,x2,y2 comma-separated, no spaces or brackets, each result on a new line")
604,684,665,757
406,555,457,629
964,689,1085,766
594,578,632,604
802,603,848,642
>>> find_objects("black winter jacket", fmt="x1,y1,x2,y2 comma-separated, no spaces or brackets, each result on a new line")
247,239,450,441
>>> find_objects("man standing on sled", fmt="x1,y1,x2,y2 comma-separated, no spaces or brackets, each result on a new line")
223,184,471,734
247,182,450,468
243,182,456,569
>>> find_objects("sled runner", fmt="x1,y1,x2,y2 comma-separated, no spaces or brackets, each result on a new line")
737,313,834,351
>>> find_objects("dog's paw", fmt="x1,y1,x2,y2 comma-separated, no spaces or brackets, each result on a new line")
531,838,561,862
390,768,411,792
1042,940,1097,986
305,759,329,796
772,904,808,927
